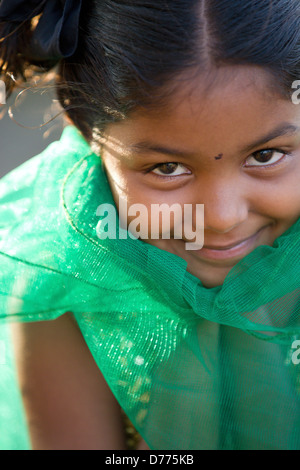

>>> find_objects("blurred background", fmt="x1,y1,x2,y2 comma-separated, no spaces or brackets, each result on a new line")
0,70,66,178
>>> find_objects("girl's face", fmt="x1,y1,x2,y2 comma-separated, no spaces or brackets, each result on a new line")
99,65,300,288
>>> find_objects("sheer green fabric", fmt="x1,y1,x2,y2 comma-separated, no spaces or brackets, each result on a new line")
0,126,299,449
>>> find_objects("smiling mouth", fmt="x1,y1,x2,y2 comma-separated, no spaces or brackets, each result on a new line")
203,234,259,250
192,225,270,261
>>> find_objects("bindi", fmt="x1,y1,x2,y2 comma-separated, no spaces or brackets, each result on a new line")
214,153,223,160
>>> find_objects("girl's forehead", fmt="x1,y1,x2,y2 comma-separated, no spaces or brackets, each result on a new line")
132,64,283,117
103,65,299,153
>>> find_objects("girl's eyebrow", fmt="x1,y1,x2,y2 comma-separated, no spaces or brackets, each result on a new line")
128,142,192,158
128,123,300,158
240,123,300,153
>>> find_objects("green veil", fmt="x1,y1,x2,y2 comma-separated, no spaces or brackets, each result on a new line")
0,126,299,449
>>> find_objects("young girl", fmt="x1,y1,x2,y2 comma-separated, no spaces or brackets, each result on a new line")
0,0,299,450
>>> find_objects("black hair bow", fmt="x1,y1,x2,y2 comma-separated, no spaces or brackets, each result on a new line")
0,0,83,60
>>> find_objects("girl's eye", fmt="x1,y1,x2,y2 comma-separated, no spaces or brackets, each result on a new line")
244,149,288,167
150,162,191,177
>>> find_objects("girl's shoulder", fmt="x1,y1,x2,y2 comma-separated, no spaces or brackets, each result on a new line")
0,125,98,325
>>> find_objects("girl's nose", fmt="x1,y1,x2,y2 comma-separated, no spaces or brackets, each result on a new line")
200,179,249,234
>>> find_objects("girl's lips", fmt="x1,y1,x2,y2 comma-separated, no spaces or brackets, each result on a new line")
195,226,268,261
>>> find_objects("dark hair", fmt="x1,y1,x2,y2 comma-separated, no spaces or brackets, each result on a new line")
1,0,300,148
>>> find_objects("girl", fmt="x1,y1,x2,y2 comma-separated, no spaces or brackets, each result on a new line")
0,0,299,450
